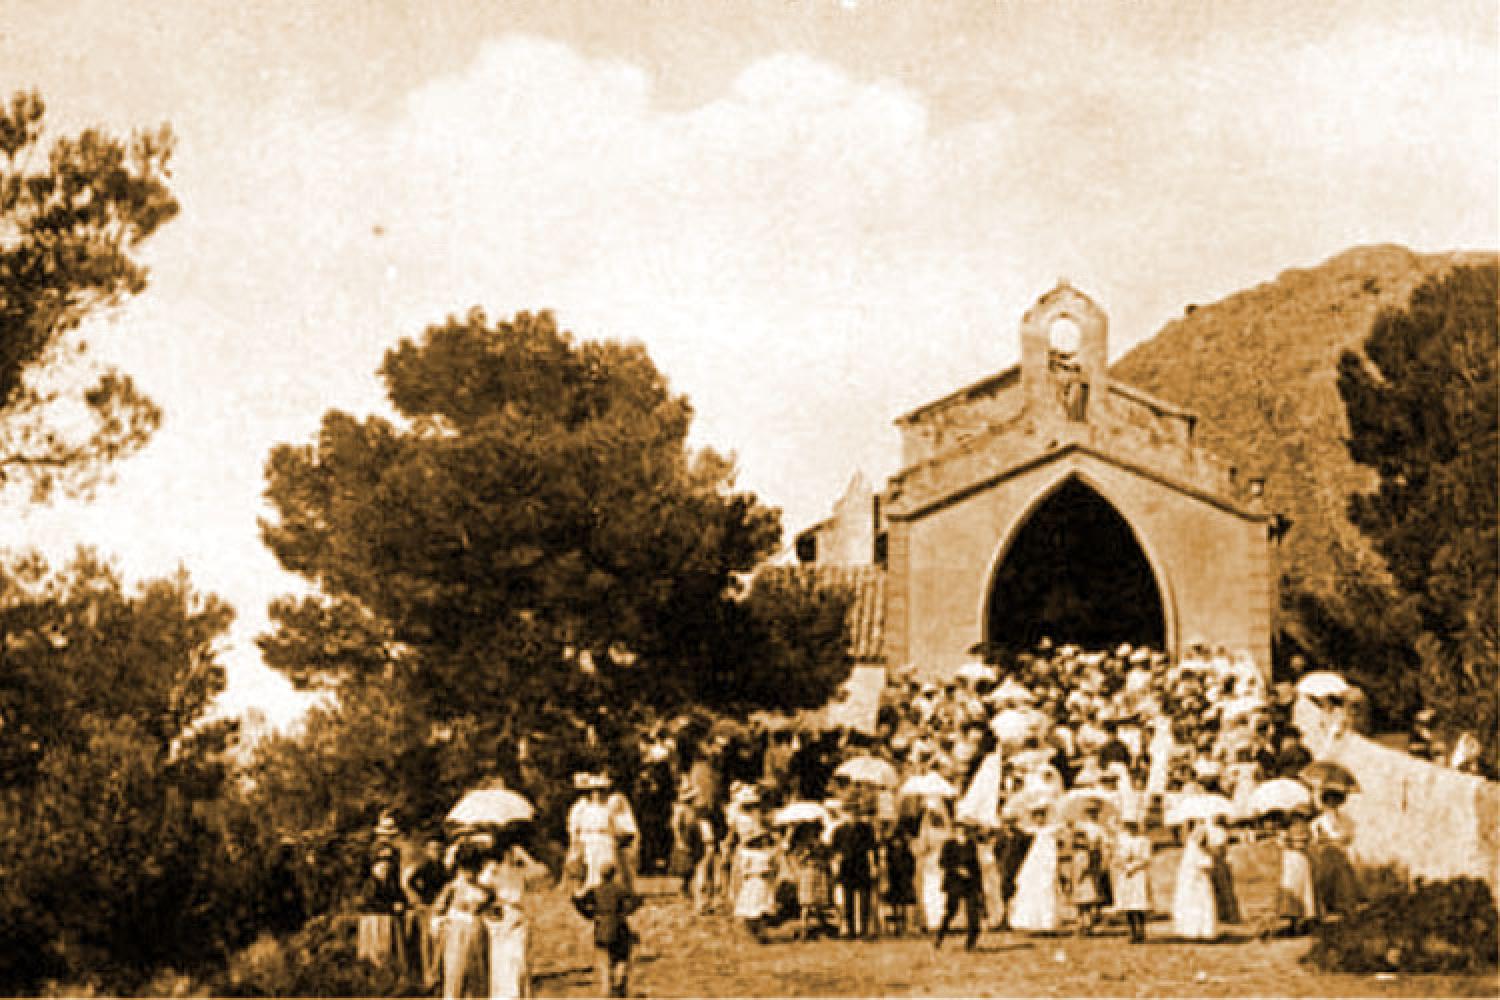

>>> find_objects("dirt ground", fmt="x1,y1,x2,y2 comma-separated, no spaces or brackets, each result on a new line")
522,840,1498,998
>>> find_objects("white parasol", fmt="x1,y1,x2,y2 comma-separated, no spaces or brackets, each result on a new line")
956,660,998,684
772,801,830,827
835,755,899,787
989,677,1036,705
989,708,1035,744
447,787,535,828
1246,778,1313,816
1296,671,1351,699
1164,792,1235,827
899,772,959,799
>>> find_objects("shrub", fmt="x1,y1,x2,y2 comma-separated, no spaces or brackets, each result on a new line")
215,914,410,998
1303,874,1498,974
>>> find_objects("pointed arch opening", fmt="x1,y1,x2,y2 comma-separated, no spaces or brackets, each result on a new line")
985,475,1166,654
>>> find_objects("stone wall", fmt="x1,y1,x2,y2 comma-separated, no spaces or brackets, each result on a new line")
1297,697,1499,890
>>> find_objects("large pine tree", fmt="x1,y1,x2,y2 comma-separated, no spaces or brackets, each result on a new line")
1336,264,1497,763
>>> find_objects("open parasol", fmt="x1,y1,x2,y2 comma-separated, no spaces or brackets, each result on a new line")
772,801,830,827
1164,792,1235,827
1299,760,1360,794
1295,671,1351,699
990,708,1035,744
835,755,899,787
956,660,998,684
447,787,535,828
899,772,959,800
1246,778,1313,817
989,677,1036,705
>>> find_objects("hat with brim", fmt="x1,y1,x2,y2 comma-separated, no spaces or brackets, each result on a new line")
374,814,400,838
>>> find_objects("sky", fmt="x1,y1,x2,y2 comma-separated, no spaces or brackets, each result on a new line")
1,0,1495,727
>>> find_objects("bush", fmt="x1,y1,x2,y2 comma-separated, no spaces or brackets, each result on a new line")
215,914,410,998
1303,874,1498,974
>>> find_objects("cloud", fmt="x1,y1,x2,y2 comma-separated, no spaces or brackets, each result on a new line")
1,23,1492,725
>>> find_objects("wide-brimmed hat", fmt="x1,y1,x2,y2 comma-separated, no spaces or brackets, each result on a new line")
374,813,400,838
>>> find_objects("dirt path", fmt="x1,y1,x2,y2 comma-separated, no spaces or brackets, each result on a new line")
521,842,1496,997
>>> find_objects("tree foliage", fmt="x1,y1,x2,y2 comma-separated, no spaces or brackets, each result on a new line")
1335,264,1498,755
259,310,826,803
0,90,177,501
0,555,262,992
725,568,856,714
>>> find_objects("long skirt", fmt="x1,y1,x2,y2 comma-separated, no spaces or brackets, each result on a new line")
410,904,441,989
736,875,776,920
979,849,1006,929
919,854,945,931
1171,858,1218,940
1311,844,1360,917
1009,835,1060,933
1210,855,1241,923
1277,849,1319,921
441,913,489,999
357,913,402,968
1112,866,1152,914
484,909,531,999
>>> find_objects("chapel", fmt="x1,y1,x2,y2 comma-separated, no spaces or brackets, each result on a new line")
793,283,1274,679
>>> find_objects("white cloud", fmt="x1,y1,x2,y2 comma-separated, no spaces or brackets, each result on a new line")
1,23,1492,725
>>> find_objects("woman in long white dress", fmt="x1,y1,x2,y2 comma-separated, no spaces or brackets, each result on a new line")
1171,819,1218,940
480,841,547,999
567,775,631,891
913,802,950,932
1008,805,1061,933
1146,713,1174,800
433,847,494,999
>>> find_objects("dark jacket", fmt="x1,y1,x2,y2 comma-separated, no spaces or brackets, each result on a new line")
832,819,878,886
995,827,1034,900
938,838,983,895
575,880,640,949
406,858,449,907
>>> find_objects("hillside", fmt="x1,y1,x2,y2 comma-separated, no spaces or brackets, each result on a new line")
1111,244,1496,609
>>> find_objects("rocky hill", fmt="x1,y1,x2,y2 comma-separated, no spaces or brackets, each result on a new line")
1111,244,1496,605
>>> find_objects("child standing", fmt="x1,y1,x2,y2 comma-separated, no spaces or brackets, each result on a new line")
573,860,640,998
881,819,919,936
1113,814,1153,944
734,830,780,943
1066,827,1102,935
1275,813,1319,936
933,820,985,951
789,826,836,940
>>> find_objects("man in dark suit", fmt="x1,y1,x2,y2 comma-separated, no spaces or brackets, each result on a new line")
832,808,880,939
934,820,985,951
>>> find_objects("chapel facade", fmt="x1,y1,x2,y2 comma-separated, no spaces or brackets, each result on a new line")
796,283,1274,679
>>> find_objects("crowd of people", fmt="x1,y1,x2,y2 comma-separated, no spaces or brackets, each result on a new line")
650,640,1365,950
346,640,1374,997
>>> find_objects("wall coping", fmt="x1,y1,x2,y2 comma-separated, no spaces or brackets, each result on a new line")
886,440,1269,525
